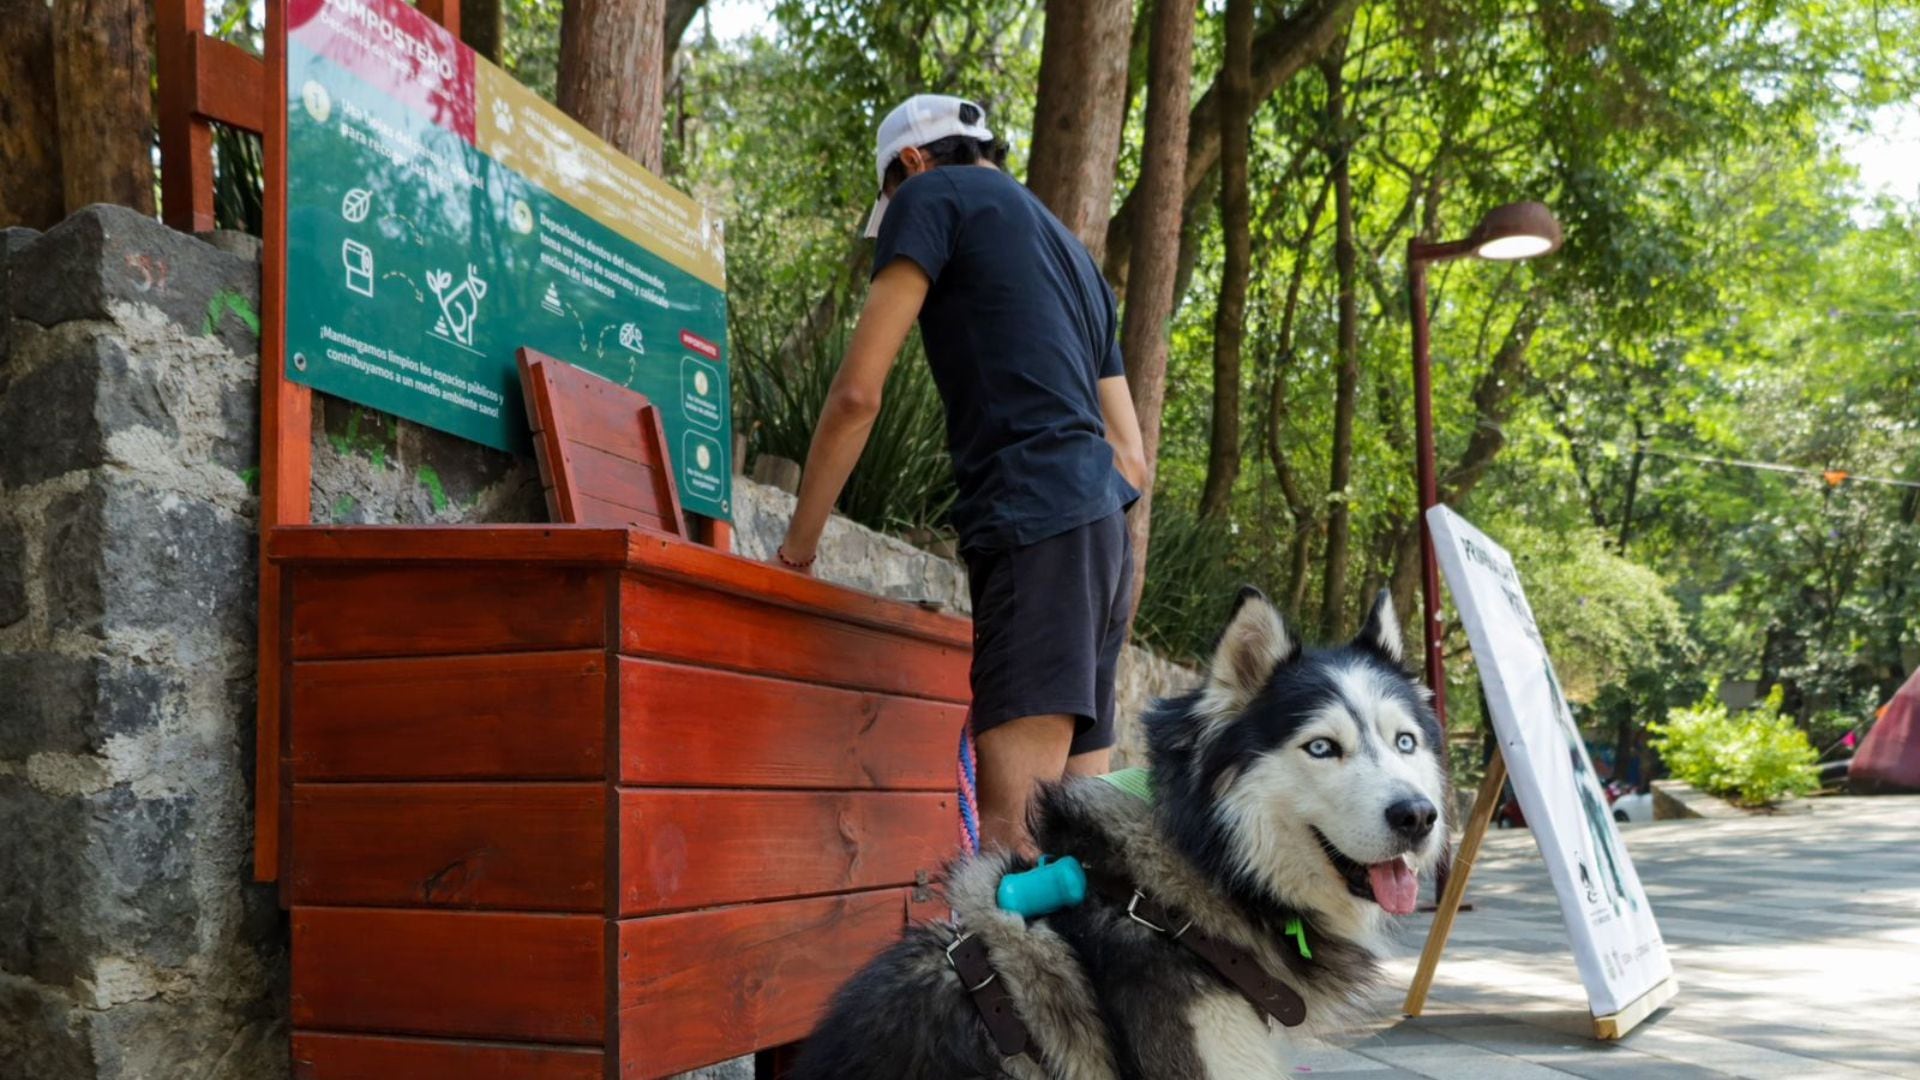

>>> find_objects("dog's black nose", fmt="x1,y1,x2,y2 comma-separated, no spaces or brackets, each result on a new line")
1385,797,1437,843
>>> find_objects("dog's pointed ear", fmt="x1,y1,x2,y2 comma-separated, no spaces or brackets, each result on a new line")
1352,588,1405,665
1206,587,1300,711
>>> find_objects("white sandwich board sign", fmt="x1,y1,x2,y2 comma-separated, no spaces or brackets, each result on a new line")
1427,505,1675,1021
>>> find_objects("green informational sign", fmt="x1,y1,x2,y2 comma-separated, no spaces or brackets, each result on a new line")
283,0,732,518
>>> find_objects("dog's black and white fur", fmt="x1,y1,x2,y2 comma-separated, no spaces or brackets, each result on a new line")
791,588,1449,1080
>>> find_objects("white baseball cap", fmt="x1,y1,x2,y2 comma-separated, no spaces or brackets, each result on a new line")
864,94,994,238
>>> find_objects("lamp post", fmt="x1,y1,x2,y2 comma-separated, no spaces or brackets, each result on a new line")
1408,200,1561,731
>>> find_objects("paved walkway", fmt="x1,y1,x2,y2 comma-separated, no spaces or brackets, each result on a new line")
1300,795,1920,1079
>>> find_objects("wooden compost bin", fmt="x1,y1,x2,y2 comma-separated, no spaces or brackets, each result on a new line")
270,525,968,1078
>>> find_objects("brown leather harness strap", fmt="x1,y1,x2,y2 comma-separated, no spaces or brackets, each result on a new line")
946,930,1031,1058
1082,865,1308,1028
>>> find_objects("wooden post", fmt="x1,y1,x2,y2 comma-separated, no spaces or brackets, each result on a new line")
1404,748,1506,1017
156,0,215,232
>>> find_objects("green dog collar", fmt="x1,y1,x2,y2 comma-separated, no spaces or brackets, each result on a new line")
1096,768,1311,960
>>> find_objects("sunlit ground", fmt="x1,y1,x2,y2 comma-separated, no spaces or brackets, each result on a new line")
1302,796,1920,1078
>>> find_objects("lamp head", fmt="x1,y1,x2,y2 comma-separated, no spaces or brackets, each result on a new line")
1470,200,1562,260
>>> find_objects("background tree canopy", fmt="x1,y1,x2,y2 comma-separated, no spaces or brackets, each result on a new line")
15,0,1902,775
638,0,1917,742
662,0,1917,766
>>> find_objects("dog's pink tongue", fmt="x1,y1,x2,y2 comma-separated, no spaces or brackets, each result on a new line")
1368,859,1419,915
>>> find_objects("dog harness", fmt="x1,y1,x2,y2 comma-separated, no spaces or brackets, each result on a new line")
945,868,1310,1063
1078,862,1308,1028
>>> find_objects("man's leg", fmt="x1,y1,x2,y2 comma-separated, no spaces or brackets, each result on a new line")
974,713,1076,855
1065,749,1111,777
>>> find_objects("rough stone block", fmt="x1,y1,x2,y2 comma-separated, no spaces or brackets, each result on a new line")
43,477,254,644
0,978,92,1078
7,204,260,358
0,515,25,627
1,226,44,371
42,485,105,638
0,780,199,985
0,654,173,759
0,333,177,488
0,777,86,984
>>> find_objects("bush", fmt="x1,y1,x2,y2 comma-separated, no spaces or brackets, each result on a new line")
734,324,956,535
1134,505,1262,664
1649,686,1819,807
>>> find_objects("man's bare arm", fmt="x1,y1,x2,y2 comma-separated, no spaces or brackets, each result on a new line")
1099,374,1149,493
778,260,931,567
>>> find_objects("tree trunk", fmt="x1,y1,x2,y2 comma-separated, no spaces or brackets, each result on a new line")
0,0,64,228
52,0,155,216
1104,0,1361,291
1198,0,1255,519
1119,0,1197,616
558,0,668,171
661,0,707,81
1027,0,1131,262
1318,46,1358,640
461,0,504,63
1616,417,1646,553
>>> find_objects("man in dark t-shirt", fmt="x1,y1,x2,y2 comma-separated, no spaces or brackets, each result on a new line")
777,94,1147,853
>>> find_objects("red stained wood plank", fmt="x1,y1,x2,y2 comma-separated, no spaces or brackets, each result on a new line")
291,1032,602,1080
291,784,604,911
291,651,607,780
269,525,633,566
571,494,676,537
621,578,970,702
255,0,313,884
293,908,604,1044
618,790,952,915
266,527,972,649
521,349,687,537
620,659,962,789
191,33,265,131
617,890,912,1077
288,564,609,659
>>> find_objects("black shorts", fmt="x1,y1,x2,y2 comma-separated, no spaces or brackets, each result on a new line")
963,510,1133,755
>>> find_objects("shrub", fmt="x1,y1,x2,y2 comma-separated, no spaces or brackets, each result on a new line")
1649,686,1819,807
734,325,956,535
1134,505,1261,664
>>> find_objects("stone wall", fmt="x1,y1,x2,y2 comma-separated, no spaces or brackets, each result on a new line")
0,206,1194,1076
0,207,282,1077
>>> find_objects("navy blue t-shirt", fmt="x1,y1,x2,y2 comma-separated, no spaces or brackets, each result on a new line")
873,166,1138,551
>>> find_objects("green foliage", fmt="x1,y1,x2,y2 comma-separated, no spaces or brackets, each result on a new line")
1133,505,1263,663
1650,686,1820,807
734,325,955,535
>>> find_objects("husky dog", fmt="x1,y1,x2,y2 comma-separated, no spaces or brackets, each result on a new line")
790,589,1449,1080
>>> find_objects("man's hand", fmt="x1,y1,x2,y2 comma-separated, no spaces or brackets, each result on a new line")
777,258,931,564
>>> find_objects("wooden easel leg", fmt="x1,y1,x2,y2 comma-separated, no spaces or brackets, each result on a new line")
1404,748,1507,1017
755,1042,802,1080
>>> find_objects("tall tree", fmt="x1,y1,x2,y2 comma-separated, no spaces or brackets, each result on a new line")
558,0,668,170
0,0,63,228
1103,0,1361,291
1198,0,1254,519
661,0,708,80
1317,43,1357,639
53,0,155,215
1119,0,1197,612
461,0,504,64
1027,0,1132,262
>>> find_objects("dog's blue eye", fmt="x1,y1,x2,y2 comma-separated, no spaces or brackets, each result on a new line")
1396,733,1417,753
1305,738,1340,759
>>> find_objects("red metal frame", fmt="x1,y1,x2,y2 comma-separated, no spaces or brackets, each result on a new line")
1406,236,1474,734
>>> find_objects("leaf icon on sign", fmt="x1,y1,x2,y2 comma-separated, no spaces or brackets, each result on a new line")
341,188,373,223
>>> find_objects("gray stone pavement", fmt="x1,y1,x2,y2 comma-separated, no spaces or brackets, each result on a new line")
1298,795,1920,1079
